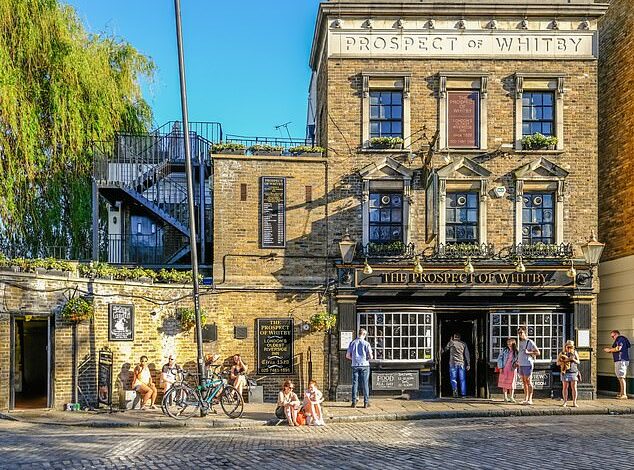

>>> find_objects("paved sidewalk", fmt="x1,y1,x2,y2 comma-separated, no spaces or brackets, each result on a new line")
1,396,632,429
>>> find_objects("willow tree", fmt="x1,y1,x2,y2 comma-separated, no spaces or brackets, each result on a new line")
0,0,154,256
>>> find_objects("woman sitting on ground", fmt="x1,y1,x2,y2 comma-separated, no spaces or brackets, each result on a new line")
303,379,325,426
132,355,157,410
229,354,248,397
276,379,301,426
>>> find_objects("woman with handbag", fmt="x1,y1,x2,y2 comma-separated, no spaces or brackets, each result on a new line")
558,340,580,407
497,338,519,403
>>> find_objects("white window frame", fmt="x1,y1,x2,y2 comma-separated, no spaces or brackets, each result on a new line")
489,310,566,364
358,310,435,363
515,74,565,151
438,73,488,151
513,158,568,246
436,157,491,245
362,72,411,149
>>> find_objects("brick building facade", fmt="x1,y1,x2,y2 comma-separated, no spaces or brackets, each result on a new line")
597,0,634,396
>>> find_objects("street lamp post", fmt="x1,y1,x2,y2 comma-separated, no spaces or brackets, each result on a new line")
174,0,205,382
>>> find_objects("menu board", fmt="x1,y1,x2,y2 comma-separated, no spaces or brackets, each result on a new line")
448,91,479,148
98,348,113,407
257,318,294,374
372,371,419,391
260,177,286,248
108,304,134,341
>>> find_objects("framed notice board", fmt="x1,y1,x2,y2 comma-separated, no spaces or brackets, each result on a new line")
256,318,294,374
260,176,286,248
108,304,134,341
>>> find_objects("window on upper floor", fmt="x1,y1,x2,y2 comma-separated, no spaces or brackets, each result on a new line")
522,192,555,245
522,92,555,137
445,191,479,244
369,189,404,243
369,91,403,139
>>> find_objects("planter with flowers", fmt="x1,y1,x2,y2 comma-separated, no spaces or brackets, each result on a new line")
60,297,94,323
369,136,404,150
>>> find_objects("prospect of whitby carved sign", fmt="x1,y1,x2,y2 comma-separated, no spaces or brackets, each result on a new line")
356,269,575,289
328,32,595,59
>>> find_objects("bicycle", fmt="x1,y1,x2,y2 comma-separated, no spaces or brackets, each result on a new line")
162,365,244,420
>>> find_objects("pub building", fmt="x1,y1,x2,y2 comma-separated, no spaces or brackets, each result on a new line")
308,0,609,400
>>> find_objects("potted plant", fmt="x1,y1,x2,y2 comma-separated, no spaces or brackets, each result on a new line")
176,307,208,330
289,145,325,157
521,132,558,150
248,144,284,156
369,136,404,150
309,311,337,332
211,142,246,154
60,297,94,323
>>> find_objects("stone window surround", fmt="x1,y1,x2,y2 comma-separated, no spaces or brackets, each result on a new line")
361,71,411,150
438,72,489,151
513,158,568,245
360,157,413,246
436,158,491,246
515,73,566,151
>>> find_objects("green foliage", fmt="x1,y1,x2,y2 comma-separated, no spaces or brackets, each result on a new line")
77,262,197,284
210,142,246,153
248,144,284,153
0,0,154,255
60,297,94,322
521,133,558,150
366,241,406,256
176,307,208,330
310,311,337,332
288,145,325,155
369,137,404,149
0,255,74,272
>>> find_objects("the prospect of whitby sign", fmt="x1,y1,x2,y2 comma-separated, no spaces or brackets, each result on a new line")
256,318,294,375
328,32,595,59
356,269,574,289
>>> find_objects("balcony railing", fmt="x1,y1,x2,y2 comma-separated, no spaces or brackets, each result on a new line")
357,241,417,259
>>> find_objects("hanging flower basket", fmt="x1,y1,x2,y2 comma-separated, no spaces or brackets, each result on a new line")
309,311,337,332
60,297,94,323
176,307,208,330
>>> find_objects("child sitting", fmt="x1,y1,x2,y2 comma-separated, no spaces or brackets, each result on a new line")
303,379,325,426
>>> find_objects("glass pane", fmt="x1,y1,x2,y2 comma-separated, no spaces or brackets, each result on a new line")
392,195,402,207
370,107,379,119
391,226,402,240
522,108,530,120
370,122,379,135
392,106,402,119
542,123,552,135
543,93,553,105
467,193,478,206
370,94,379,105
369,210,380,222
380,92,391,105
380,106,390,119
543,194,553,207
391,121,402,135
380,209,391,222
543,107,553,120
391,209,402,222
467,209,478,223
380,122,391,134
392,92,402,104
446,209,455,223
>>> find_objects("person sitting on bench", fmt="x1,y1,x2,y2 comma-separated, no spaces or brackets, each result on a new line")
132,355,157,410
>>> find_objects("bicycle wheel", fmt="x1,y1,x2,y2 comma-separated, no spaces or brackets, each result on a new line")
163,384,200,420
220,384,244,419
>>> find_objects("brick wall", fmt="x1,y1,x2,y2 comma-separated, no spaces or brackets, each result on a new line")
0,271,329,410
598,0,634,261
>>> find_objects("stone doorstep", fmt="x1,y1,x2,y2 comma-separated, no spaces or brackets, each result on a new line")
2,400,633,430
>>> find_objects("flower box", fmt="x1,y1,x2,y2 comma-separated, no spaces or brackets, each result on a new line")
369,137,404,150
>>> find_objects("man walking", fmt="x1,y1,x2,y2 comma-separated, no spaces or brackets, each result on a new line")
603,330,631,399
346,328,373,408
518,327,540,405
444,333,470,398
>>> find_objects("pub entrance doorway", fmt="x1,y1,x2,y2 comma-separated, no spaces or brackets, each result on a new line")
438,311,488,398
11,317,52,409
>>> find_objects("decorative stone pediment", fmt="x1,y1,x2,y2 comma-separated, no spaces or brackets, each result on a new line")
513,157,568,180
437,157,491,179
359,156,413,181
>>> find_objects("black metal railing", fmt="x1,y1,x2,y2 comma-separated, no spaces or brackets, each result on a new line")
102,231,187,266
222,134,315,153
0,242,90,261
429,243,496,260
357,241,417,259
507,242,574,260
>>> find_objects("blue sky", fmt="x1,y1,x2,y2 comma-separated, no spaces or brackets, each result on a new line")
65,0,320,138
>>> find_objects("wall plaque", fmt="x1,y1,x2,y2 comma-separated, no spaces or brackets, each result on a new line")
448,91,479,148
257,318,294,374
108,304,134,341
372,370,419,391
260,177,286,248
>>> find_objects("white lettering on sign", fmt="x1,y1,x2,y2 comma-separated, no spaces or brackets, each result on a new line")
329,32,595,59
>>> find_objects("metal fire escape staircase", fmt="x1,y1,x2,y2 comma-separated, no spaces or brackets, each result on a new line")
94,122,221,265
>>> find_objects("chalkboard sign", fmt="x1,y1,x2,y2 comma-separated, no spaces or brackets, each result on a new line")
514,369,552,390
372,370,419,391
108,304,134,341
257,318,293,374
260,177,286,248
98,348,113,407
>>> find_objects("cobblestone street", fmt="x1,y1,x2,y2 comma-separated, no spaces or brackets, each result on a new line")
1,414,631,469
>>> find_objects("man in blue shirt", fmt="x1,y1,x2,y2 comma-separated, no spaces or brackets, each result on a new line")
346,328,373,408
603,329,631,399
